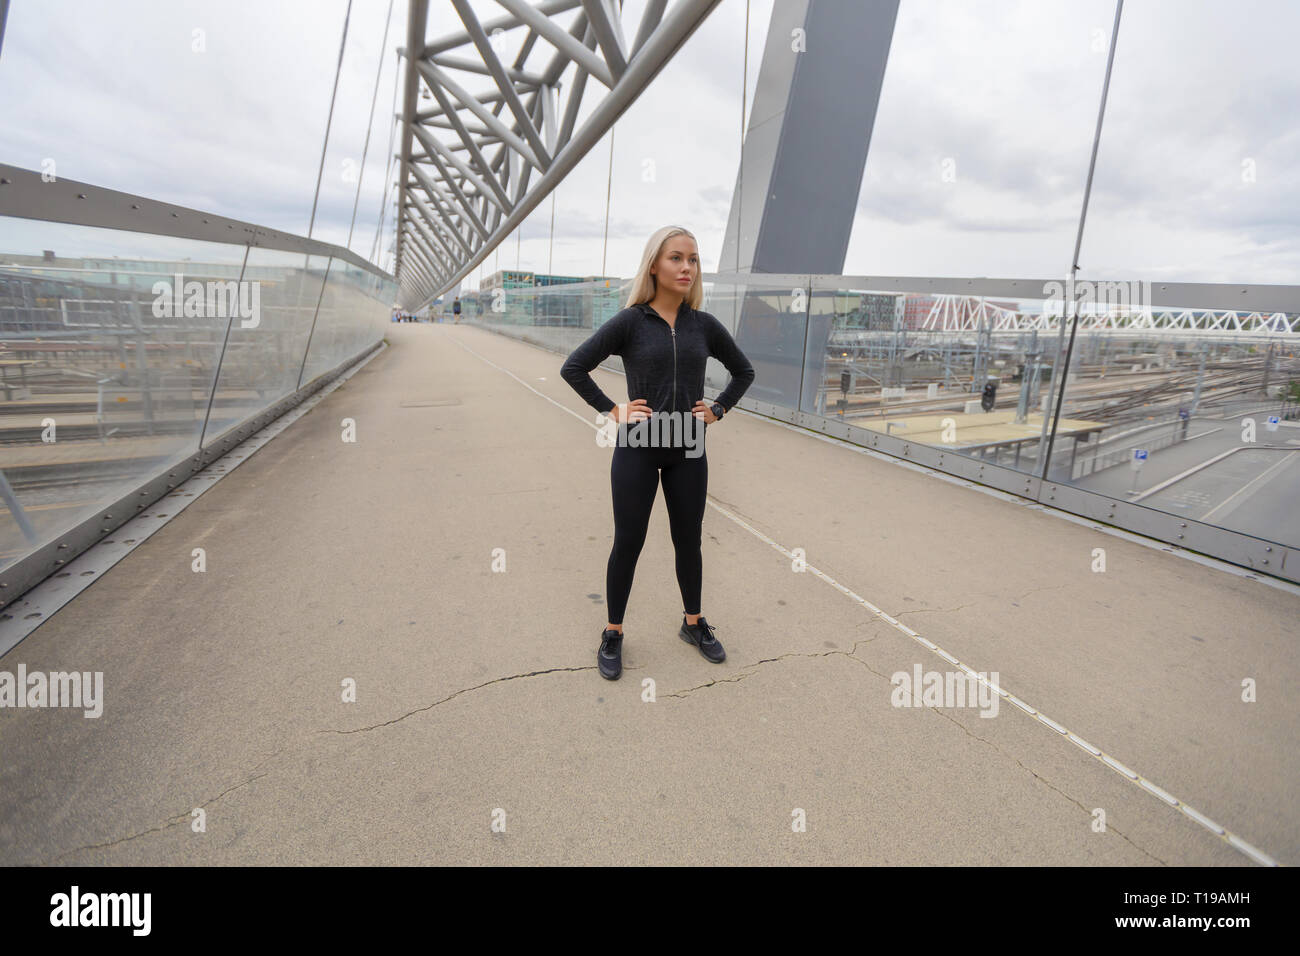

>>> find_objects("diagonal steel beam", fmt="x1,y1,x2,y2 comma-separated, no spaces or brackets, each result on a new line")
415,67,520,213
494,0,615,88
410,123,502,217
580,0,628,81
393,0,717,309
403,241,439,287
422,0,582,57
556,20,596,150
404,228,445,279
408,177,477,257
394,0,429,284
405,192,462,264
427,53,547,87
450,0,553,169
630,0,668,58
417,57,545,171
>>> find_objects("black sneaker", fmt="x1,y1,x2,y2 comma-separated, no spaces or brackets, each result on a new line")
679,615,726,663
598,628,624,680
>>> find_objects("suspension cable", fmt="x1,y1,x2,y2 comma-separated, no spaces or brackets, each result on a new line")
370,21,404,266
346,0,395,252
601,125,614,277
737,0,749,273
307,0,354,239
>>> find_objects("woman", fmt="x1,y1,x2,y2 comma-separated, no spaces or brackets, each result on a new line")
560,226,756,680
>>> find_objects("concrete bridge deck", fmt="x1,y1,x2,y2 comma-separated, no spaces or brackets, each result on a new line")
1,321,1295,865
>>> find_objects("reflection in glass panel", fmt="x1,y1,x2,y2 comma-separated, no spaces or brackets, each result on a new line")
1042,292,1300,549
708,283,807,411
804,279,1107,478
204,249,329,441
466,277,629,358
0,216,248,569
299,258,391,387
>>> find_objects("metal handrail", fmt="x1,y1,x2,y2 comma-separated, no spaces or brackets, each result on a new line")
0,163,395,284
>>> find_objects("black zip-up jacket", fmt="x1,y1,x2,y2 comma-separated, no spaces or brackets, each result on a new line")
560,300,756,419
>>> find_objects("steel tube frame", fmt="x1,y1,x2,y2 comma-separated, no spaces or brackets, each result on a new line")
392,0,720,309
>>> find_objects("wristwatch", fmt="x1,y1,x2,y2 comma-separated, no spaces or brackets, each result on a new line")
709,402,726,420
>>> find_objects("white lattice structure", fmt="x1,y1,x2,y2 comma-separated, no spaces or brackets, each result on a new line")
918,294,1297,339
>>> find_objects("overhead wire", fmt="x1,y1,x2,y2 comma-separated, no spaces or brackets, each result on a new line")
307,0,354,239
346,0,396,252
371,18,404,267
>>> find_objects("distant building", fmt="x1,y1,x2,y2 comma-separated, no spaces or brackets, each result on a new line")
833,292,900,331
478,270,622,328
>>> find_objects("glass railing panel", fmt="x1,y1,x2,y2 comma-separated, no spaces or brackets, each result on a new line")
468,279,631,358
710,280,809,411
299,257,389,386
1041,294,1299,549
806,278,1084,478
203,248,329,440
0,216,248,568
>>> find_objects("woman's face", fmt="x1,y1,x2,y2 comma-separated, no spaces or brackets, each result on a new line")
651,235,699,293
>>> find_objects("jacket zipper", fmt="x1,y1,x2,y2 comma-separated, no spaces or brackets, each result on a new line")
671,326,677,414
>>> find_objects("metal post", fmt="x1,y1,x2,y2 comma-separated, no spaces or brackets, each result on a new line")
199,246,251,450
1043,0,1124,481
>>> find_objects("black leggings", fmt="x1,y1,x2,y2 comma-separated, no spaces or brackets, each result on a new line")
606,437,708,625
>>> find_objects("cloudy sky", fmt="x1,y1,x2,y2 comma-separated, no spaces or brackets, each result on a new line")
2,0,1297,291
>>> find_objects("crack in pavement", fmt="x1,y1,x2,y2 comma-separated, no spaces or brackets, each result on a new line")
895,603,975,617
1015,584,1069,601
663,639,882,699
663,637,1168,865
21,636,1164,867
837,646,1167,865
892,585,1068,620
33,769,272,866
24,665,597,864
923,705,1168,865
326,665,598,735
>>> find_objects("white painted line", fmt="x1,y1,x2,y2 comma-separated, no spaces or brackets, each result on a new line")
741,407,1300,599
1004,694,1038,716
1139,779,1179,806
1200,449,1298,522
1181,805,1225,835
1102,754,1139,779
1038,714,1068,735
1130,446,1241,502
1067,733,1102,757
704,494,1279,867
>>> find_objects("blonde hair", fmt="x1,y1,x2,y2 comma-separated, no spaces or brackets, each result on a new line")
624,225,703,309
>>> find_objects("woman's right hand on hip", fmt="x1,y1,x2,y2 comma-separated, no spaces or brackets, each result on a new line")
611,399,651,424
